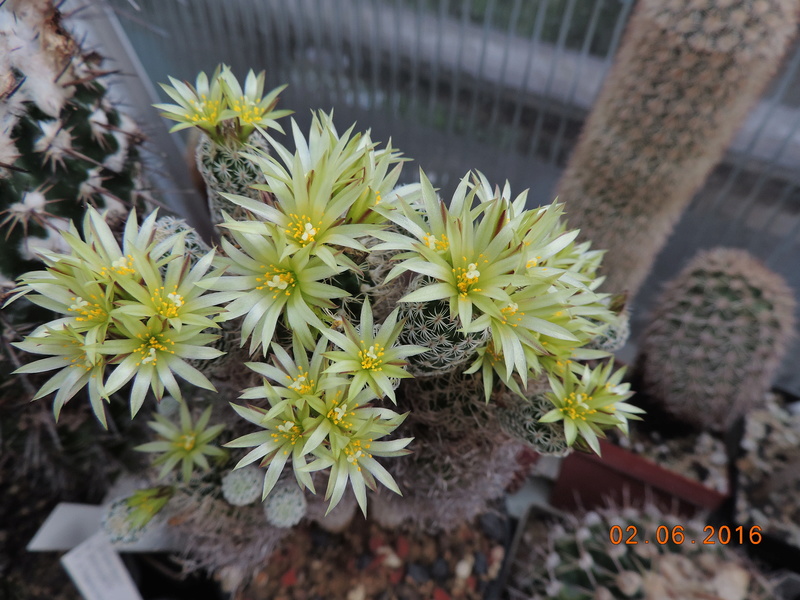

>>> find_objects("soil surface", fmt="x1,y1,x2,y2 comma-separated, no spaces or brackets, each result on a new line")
237,512,512,600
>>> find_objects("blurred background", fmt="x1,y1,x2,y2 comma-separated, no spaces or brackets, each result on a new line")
79,0,800,394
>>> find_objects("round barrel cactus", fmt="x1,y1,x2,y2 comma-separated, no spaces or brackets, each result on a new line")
639,248,796,432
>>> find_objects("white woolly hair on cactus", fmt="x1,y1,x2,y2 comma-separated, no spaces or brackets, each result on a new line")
2,15,69,117
221,466,263,507
18,216,71,260
263,480,308,528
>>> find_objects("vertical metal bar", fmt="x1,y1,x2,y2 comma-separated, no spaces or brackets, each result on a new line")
202,0,229,71
408,0,424,116
161,0,194,77
234,0,258,74
351,0,365,108
725,108,800,242
328,0,346,105
603,0,632,66
370,0,383,110
765,184,800,267
308,0,329,106
509,0,549,151
291,0,311,93
528,0,577,159
465,0,496,135
427,0,448,125
549,0,604,164
487,0,522,145
389,0,402,116
445,0,471,134
204,0,232,67
758,180,797,254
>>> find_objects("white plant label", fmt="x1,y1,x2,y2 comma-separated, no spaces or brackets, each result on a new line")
61,532,143,600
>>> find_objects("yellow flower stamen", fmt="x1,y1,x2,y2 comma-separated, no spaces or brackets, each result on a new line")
560,391,597,421
344,439,373,472
358,343,385,371
152,287,185,319
453,262,482,297
101,254,135,277
271,420,302,452
176,434,196,452
422,233,449,251
135,333,175,366
69,296,106,323
500,302,524,327
255,266,296,298
286,214,322,246
287,370,313,395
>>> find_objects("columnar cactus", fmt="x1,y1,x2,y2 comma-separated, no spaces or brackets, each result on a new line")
638,248,796,432
555,0,799,296
0,0,150,497
509,505,776,600
0,0,147,285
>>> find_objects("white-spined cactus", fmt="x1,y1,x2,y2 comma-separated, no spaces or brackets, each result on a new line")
556,0,799,297
0,0,147,284
262,479,307,528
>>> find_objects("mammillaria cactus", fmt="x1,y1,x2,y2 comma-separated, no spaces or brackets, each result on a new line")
6,66,646,578
497,391,572,457
638,247,795,432
509,505,776,600
555,0,799,297
155,65,290,224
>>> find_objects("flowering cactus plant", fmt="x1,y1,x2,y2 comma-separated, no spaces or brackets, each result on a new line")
5,66,641,576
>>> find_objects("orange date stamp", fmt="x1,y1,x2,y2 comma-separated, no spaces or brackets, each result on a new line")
609,525,762,545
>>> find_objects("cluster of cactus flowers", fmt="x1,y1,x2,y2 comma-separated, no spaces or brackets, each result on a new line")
555,0,798,297
154,65,290,224
7,68,642,575
509,505,776,600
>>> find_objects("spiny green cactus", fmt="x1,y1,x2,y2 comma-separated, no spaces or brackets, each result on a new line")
510,505,776,599
555,0,798,297
153,216,210,264
155,65,290,225
396,274,491,377
638,248,796,432
0,0,147,283
497,391,572,457
196,132,272,224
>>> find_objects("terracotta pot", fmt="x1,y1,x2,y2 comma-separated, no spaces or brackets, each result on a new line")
550,439,727,516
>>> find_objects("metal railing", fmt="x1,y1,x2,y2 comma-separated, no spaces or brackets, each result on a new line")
96,0,800,393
